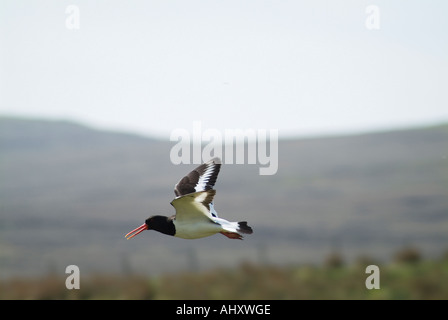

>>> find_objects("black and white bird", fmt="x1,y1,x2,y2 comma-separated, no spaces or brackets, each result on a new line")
125,157,253,240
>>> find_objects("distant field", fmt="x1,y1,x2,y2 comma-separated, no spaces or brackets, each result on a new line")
1,250,447,299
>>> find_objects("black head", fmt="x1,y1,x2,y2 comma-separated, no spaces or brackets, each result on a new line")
125,215,175,239
145,215,176,236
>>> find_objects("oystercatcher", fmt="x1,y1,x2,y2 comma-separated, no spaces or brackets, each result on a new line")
125,157,253,240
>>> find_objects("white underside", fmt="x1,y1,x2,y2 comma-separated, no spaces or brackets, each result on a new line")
170,190,240,239
173,217,240,239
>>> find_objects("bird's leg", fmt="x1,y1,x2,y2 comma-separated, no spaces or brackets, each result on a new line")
220,231,243,240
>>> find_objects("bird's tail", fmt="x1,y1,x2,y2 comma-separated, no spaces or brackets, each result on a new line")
216,218,253,239
237,221,253,234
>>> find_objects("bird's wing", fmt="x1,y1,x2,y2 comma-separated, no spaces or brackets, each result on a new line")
174,157,221,197
171,190,217,222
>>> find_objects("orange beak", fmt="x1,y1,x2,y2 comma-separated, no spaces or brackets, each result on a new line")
125,224,148,240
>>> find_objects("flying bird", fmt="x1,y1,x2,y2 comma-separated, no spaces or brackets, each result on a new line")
125,157,253,240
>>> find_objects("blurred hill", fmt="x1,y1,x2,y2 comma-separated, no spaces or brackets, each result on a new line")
1,116,448,278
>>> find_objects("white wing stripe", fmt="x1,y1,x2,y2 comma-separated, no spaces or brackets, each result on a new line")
195,162,216,192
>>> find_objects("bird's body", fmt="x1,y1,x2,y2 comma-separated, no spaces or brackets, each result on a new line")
125,157,253,240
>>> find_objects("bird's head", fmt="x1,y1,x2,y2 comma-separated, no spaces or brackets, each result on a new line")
124,216,169,239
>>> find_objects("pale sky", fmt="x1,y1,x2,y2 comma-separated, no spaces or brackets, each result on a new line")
1,0,447,139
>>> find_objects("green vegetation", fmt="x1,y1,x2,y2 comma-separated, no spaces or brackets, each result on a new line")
1,250,447,300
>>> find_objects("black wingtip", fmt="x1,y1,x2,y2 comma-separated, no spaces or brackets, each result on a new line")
174,158,222,197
